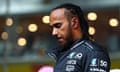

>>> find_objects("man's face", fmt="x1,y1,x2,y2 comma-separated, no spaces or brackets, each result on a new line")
49,8,72,47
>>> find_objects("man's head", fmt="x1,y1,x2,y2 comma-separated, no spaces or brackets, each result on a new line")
49,3,89,48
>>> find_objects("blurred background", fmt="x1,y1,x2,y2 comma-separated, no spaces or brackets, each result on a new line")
0,0,120,72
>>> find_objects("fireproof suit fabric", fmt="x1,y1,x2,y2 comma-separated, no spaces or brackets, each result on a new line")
48,38,111,72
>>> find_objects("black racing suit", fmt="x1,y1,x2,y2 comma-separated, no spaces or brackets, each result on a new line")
48,38,111,72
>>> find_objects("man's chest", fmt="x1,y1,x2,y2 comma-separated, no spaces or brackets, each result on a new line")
54,51,83,72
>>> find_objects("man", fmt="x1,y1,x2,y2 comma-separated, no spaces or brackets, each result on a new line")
48,3,111,72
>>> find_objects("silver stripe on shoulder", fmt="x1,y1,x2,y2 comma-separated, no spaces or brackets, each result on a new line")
85,42,93,49
48,53,56,62
70,40,85,50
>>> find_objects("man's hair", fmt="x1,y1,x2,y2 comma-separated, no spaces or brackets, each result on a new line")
51,3,89,39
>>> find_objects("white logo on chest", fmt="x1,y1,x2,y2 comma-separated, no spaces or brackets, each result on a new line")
67,52,83,59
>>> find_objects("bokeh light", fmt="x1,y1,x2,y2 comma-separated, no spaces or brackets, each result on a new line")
17,37,27,46
6,17,13,26
28,24,38,32
89,26,96,35
1,32,8,40
42,16,50,24
16,26,23,34
109,18,119,27
87,12,97,21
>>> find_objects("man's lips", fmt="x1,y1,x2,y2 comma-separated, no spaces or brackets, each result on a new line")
57,37,63,41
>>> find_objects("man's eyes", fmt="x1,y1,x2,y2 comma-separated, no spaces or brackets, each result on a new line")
54,23,61,28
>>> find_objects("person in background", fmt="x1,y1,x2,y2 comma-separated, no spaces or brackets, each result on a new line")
48,3,111,72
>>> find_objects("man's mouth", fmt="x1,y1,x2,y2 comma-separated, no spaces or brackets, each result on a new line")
57,37,63,42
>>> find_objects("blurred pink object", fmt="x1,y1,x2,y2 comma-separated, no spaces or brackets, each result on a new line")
38,66,53,72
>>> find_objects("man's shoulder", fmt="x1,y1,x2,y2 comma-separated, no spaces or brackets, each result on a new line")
73,40,106,53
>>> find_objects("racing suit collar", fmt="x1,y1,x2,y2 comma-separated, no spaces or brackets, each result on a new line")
47,36,88,61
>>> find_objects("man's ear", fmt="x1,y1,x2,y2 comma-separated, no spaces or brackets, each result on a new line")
71,17,79,29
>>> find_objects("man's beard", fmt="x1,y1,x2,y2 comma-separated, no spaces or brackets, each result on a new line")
61,38,73,51
60,29,73,51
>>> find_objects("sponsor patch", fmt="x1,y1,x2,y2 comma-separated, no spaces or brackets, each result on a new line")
67,52,83,60
67,52,76,59
90,68,106,72
100,60,108,67
90,58,108,69
66,60,77,65
65,65,75,71
75,53,83,59
90,58,97,66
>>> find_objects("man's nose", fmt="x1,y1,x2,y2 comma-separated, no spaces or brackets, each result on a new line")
52,28,58,36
